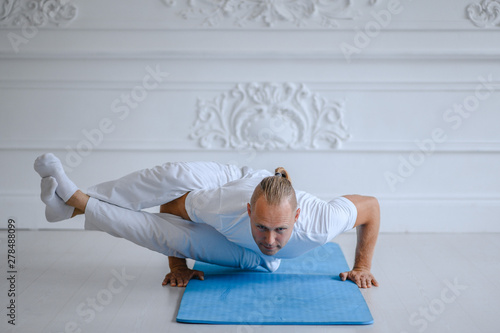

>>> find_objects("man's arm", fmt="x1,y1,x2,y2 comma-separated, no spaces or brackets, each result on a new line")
160,197,204,287
339,195,380,288
162,257,204,287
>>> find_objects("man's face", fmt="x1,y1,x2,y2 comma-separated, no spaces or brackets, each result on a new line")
247,196,300,256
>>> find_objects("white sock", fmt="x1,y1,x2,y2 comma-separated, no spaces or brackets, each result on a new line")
40,177,74,222
34,153,78,202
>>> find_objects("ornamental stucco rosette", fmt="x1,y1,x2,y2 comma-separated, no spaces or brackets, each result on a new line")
189,82,350,150
0,0,77,27
466,0,500,27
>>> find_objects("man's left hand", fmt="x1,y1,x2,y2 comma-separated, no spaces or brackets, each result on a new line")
339,268,379,288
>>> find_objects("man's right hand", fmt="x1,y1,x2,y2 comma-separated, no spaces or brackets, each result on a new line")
163,256,205,287
162,267,204,287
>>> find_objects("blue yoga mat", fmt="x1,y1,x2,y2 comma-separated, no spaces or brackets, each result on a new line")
176,243,374,325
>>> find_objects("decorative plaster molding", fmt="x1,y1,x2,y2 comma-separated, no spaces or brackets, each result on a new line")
0,0,77,27
189,82,350,150
466,0,500,28
163,0,363,28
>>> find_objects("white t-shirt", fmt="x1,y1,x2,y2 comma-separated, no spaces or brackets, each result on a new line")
185,169,357,261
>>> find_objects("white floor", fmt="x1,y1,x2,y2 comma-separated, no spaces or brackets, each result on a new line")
1,230,499,333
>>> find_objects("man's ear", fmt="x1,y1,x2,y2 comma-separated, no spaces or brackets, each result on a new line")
247,203,252,217
294,208,301,222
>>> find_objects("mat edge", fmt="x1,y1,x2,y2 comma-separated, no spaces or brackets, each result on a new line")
176,318,374,325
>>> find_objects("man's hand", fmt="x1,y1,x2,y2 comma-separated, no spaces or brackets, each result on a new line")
163,256,204,287
162,266,204,287
339,268,379,288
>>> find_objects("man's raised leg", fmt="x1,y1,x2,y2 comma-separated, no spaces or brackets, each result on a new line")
86,161,249,211
35,153,251,212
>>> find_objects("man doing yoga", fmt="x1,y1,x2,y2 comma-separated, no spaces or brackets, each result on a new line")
34,153,380,289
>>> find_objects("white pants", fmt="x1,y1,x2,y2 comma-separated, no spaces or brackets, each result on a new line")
84,162,274,271
87,161,249,211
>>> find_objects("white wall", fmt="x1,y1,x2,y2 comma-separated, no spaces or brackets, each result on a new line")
1,0,499,231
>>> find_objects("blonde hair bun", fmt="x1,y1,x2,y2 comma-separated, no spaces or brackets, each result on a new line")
274,167,291,184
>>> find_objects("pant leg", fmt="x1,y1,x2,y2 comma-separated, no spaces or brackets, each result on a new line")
86,161,252,211
84,197,277,271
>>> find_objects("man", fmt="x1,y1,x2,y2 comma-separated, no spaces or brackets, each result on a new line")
161,168,380,289
34,153,380,289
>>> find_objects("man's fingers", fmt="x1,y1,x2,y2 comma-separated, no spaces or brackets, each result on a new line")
162,270,206,288
349,273,359,287
176,277,186,287
339,270,379,288
194,270,205,281
162,274,173,286
355,276,363,288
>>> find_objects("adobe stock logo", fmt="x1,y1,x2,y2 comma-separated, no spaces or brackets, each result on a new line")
56,267,136,333
63,65,169,172
401,278,468,333
340,0,411,62
384,74,495,192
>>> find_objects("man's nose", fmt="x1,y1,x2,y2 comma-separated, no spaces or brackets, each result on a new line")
264,232,275,245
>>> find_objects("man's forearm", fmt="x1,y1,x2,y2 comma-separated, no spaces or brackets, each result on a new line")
342,195,380,272
353,212,380,271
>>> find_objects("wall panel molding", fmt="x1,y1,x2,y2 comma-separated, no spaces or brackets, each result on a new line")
2,28,500,59
2,49,500,60
2,139,500,153
2,79,500,91
2,192,498,231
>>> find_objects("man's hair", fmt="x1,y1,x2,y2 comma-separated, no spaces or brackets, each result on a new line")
250,167,297,210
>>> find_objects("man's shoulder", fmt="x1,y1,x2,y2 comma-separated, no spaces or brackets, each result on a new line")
296,190,328,208
295,191,333,233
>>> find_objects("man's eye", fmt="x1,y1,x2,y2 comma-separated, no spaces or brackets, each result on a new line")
257,226,266,231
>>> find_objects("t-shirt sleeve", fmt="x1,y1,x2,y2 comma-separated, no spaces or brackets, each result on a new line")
295,192,357,243
324,196,358,241
184,176,262,231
